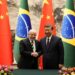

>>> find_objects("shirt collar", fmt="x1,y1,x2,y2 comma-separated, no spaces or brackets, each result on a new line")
46,35,52,40
29,39,35,43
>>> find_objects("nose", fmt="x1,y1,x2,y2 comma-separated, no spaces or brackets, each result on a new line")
45,30,49,33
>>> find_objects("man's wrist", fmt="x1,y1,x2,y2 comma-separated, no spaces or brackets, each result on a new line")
59,64,64,69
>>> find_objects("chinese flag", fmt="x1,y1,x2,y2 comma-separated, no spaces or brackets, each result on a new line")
38,0,56,70
0,0,13,66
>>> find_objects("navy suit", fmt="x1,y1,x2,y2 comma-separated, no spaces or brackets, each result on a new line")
40,35,64,69
17,38,42,69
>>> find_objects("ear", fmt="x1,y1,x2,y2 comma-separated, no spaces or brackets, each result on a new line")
51,27,53,30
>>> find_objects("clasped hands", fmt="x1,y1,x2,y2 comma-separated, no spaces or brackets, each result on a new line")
31,52,38,57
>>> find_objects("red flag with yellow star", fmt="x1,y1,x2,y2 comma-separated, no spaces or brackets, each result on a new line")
38,0,56,70
38,0,56,40
0,0,13,66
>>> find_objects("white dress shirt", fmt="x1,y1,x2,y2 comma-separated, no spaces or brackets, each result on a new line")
46,35,52,45
30,40,36,52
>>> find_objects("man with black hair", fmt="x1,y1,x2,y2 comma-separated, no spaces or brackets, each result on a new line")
40,24,64,69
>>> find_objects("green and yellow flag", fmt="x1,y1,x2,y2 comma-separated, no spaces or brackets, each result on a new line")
14,0,31,63
61,0,75,67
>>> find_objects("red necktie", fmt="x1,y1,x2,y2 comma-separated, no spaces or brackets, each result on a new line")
47,38,49,47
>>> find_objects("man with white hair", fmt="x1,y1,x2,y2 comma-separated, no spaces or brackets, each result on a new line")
17,29,42,69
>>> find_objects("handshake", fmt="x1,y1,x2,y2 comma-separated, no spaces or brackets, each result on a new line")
31,52,38,57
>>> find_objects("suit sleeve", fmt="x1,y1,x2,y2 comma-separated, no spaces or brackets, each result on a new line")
19,40,31,56
37,41,43,57
58,38,64,65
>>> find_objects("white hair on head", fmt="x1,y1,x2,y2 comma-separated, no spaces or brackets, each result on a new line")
28,29,37,34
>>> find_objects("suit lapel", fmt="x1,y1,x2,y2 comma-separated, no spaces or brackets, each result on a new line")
47,35,54,49
26,38,33,50
43,37,47,50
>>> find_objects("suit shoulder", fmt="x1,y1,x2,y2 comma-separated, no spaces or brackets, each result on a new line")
20,38,28,43
40,37,45,41
53,35,62,41
35,40,40,43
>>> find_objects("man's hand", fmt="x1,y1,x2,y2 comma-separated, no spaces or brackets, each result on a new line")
59,64,64,69
31,52,38,57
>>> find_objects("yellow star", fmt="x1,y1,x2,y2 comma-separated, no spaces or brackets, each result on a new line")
0,15,4,19
43,0,49,5
47,15,50,19
0,1,2,5
52,13,54,16
6,12,8,15
41,14,44,18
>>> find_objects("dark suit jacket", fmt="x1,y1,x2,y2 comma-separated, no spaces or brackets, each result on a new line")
40,35,64,69
17,38,42,69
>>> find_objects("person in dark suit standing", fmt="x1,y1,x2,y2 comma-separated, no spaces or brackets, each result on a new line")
17,29,42,69
40,24,64,69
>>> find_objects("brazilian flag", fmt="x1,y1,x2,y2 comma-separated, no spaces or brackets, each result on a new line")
14,0,31,63
61,0,75,67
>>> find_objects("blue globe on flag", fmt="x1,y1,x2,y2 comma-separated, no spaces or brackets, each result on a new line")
16,14,31,38
61,15,75,39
